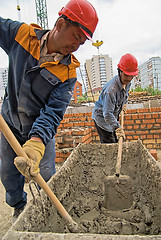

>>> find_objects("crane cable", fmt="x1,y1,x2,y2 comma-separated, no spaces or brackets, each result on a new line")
17,0,21,21
84,64,95,103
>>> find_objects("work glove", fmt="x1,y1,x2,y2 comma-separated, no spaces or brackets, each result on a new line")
115,127,125,140
14,139,45,179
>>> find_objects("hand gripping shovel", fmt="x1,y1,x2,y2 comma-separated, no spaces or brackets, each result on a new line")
0,114,83,233
103,109,133,211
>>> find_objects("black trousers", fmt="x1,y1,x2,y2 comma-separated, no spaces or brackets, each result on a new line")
94,121,118,144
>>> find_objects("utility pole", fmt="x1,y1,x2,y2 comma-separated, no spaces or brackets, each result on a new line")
35,0,49,29
154,68,159,94
79,66,87,96
84,64,95,103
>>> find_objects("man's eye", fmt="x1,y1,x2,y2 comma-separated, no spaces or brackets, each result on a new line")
80,41,85,45
74,34,78,40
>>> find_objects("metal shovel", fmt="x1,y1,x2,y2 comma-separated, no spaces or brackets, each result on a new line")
103,109,133,211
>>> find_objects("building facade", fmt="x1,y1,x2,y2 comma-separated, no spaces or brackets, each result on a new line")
0,67,8,99
71,80,82,103
131,57,161,90
85,54,113,101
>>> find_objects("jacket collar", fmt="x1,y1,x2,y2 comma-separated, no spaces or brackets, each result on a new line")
34,28,49,40
34,28,80,68
34,28,76,66
116,75,131,92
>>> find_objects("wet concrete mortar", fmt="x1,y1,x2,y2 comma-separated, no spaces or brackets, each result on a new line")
2,140,161,240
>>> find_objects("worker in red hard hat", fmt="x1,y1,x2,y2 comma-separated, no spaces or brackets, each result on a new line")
48,0,98,55
58,0,98,41
92,53,138,144
117,53,138,86
0,0,98,222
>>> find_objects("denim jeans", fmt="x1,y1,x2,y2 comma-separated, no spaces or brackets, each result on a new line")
94,121,118,144
0,133,56,208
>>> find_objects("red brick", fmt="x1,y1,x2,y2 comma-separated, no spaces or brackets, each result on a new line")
145,113,152,119
84,112,92,116
138,114,145,119
124,120,135,125
150,107,161,112
156,119,161,123
132,114,139,119
152,113,159,118
140,124,146,129
150,149,157,160
142,119,155,124
126,126,133,130
127,109,137,113
125,115,131,120
146,124,154,129
135,120,141,124
134,125,139,129
147,134,153,139
137,108,149,113
153,134,160,139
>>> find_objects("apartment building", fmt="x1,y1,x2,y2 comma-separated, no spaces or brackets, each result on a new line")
131,57,161,90
85,54,113,101
0,67,8,99
72,80,82,103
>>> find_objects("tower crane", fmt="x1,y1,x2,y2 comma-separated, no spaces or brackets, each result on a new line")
92,40,103,55
17,0,21,22
35,0,49,29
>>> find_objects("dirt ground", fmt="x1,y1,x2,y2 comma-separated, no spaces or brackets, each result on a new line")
0,151,161,239
0,181,32,238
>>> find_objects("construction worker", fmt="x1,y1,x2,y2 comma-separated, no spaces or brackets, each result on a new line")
0,0,98,221
92,53,138,143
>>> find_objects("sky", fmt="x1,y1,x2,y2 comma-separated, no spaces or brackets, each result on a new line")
0,0,161,79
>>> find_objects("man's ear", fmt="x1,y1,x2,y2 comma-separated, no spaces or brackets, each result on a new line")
56,18,66,32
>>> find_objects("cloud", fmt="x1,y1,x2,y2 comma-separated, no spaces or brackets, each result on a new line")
0,0,161,77
93,0,161,74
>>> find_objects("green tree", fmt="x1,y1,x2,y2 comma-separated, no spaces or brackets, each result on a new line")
132,86,161,96
77,93,91,103
133,86,144,92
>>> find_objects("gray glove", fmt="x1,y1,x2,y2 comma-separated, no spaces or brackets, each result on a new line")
115,127,125,140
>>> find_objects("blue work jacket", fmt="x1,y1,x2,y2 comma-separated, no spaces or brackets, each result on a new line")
0,17,80,145
92,75,131,132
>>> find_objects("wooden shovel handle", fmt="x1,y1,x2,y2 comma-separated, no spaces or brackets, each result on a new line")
115,110,124,176
0,114,75,225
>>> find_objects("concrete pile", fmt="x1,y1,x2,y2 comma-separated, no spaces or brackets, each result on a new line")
3,140,161,240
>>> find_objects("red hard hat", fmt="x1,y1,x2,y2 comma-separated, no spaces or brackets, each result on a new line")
117,53,138,76
58,0,98,40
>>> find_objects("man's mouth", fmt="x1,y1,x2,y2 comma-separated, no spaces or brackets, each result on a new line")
65,47,72,54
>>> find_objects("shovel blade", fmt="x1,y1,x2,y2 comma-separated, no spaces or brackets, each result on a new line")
103,175,133,211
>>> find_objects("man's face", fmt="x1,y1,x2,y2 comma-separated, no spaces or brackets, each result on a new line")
48,18,87,55
120,71,134,86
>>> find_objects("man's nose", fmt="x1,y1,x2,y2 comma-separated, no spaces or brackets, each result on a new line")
71,43,79,52
127,75,133,80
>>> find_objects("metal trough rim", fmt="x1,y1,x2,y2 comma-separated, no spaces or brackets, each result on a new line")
3,230,161,240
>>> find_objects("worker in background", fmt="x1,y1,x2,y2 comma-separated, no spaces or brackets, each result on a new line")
92,53,138,143
0,0,98,222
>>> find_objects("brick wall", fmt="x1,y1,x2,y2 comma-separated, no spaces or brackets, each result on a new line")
55,107,161,162
124,107,161,149
72,81,82,103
